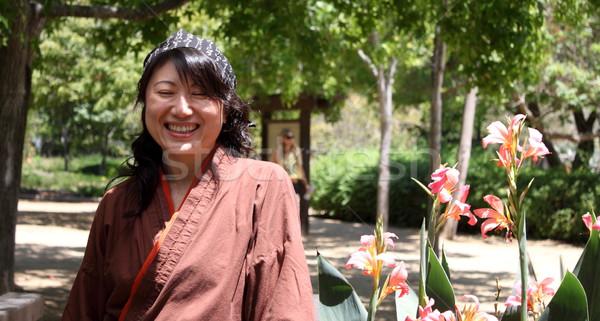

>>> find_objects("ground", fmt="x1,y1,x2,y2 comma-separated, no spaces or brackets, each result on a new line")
15,199,584,321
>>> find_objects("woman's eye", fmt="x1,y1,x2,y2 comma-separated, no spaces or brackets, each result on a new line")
157,91,173,95
192,93,207,97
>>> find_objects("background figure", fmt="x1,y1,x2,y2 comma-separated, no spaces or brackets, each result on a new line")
272,128,311,199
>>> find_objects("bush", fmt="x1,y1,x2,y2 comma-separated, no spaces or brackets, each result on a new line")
21,154,124,198
312,146,599,243
311,148,430,227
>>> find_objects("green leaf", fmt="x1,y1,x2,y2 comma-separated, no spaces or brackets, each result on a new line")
441,248,451,281
573,212,600,320
418,219,428,307
317,253,368,321
426,247,456,313
538,271,589,321
395,282,419,321
500,303,522,321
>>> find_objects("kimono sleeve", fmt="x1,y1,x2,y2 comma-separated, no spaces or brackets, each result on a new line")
62,196,109,321
244,165,316,321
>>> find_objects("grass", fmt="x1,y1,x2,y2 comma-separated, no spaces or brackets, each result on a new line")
21,154,126,197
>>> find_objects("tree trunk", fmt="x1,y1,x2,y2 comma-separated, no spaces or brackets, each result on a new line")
376,64,395,231
572,109,597,170
525,101,563,168
429,21,447,254
358,32,397,231
429,26,447,175
0,1,44,295
442,87,478,240
61,126,70,171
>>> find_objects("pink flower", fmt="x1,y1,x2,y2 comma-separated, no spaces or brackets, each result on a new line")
361,232,398,249
492,145,520,168
382,261,409,299
428,166,460,203
345,248,396,275
505,278,556,313
482,114,526,148
457,295,498,321
444,185,477,226
522,128,550,162
405,298,456,321
582,213,600,231
473,195,512,240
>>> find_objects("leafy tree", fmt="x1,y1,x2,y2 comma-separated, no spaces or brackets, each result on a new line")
516,2,599,170
0,0,191,295
31,19,139,172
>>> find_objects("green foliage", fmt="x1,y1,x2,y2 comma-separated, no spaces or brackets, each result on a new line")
31,18,139,158
425,247,455,313
311,147,430,227
573,216,600,320
317,253,368,321
313,145,599,242
538,271,589,321
20,155,123,197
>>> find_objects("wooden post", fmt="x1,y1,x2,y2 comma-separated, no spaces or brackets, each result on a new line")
260,111,271,161
299,99,312,236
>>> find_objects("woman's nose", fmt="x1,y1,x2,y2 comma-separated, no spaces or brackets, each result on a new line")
172,94,193,117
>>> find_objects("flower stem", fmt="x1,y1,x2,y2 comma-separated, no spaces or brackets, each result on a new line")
518,210,528,321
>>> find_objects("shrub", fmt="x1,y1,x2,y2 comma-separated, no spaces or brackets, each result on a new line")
312,146,599,243
311,148,430,227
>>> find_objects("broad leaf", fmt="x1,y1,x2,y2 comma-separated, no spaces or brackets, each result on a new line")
441,248,451,281
317,253,367,321
396,282,419,321
426,247,456,313
418,220,428,307
500,303,522,321
573,213,600,320
538,271,588,321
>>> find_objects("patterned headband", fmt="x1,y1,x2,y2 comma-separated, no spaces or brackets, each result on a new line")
143,29,236,89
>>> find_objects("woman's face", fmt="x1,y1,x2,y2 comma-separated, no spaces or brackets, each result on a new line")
145,59,224,166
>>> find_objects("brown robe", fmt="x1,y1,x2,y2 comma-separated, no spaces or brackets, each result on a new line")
62,147,316,320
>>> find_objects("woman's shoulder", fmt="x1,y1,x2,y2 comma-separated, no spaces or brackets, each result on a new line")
227,157,289,182
98,178,138,211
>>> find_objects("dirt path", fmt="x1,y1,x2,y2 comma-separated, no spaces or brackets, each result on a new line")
16,200,585,320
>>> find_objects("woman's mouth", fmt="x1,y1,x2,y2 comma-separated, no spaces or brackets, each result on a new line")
166,123,199,134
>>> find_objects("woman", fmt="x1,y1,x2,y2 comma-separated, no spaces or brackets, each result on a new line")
62,30,315,321
272,129,309,197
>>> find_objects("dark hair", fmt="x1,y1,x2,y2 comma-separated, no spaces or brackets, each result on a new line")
111,47,254,217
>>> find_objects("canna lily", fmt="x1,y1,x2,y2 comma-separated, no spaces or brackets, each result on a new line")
492,145,519,168
505,277,556,314
444,185,477,226
473,195,513,241
457,295,498,321
405,298,455,321
346,232,398,275
345,248,396,275
429,166,460,203
361,232,399,250
522,128,550,162
582,212,600,231
381,261,409,300
482,114,526,149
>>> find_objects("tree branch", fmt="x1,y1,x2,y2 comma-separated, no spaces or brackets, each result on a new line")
357,49,379,79
545,132,600,143
386,57,398,84
44,0,190,20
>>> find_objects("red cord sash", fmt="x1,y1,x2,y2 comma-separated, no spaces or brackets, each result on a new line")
118,147,217,321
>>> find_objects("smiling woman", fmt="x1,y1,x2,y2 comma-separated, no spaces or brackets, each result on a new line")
61,30,316,321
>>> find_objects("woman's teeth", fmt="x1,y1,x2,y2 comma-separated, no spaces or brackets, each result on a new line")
167,124,198,133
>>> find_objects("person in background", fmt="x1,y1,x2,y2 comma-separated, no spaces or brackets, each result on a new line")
62,29,315,321
272,128,311,199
